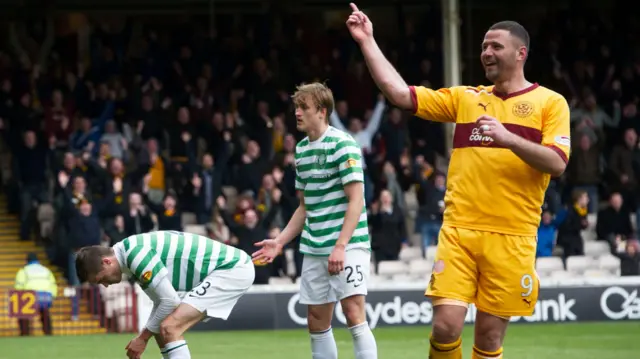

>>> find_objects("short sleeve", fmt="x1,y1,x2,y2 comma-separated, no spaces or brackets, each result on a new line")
125,246,169,289
541,95,571,164
334,140,364,185
409,86,460,123
294,148,305,191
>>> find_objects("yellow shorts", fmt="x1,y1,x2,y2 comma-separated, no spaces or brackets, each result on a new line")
425,225,539,317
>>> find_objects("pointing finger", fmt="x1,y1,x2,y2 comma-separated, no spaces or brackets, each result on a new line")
350,3,359,12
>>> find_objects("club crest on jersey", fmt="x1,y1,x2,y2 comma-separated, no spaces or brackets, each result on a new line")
141,271,152,282
316,154,327,166
346,158,357,168
512,101,534,118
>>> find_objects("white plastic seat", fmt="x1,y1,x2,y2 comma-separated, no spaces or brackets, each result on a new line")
584,241,610,257
583,269,610,278
550,270,575,279
566,256,593,274
398,247,423,262
535,257,564,276
598,254,621,274
425,246,438,261
409,259,433,274
377,261,409,276
184,224,207,236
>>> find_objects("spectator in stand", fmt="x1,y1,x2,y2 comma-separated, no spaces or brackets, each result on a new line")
99,120,128,161
44,89,74,146
122,191,154,236
608,128,638,212
370,189,406,271
536,210,559,258
14,131,55,241
418,170,446,253
566,133,602,213
104,215,127,247
596,192,633,249
217,193,280,284
190,135,231,224
558,190,590,261
570,89,620,144
236,140,268,196
139,138,169,205
613,240,640,276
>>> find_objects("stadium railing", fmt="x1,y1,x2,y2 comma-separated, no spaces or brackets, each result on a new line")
0,283,138,337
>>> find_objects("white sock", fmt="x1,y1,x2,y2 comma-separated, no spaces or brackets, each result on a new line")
349,322,378,359
310,327,338,359
162,340,191,359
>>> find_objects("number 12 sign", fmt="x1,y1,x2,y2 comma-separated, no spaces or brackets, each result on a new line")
7,290,38,318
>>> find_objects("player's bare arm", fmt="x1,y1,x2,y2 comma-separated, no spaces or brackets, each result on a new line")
276,192,307,246
347,3,412,110
253,192,306,263
477,114,567,177
328,181,365,275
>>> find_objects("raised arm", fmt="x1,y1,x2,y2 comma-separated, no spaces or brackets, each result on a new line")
346,3,412,110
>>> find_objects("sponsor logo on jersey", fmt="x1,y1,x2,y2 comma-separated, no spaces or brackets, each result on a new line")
141,271,152,282
346,158,357,168
468,127,494,146
512,101,534,118
554,135,571,147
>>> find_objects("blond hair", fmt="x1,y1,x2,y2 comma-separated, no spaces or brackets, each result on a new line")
291,82,334,121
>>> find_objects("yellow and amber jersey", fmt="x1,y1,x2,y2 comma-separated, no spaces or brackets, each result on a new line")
409,83,570,236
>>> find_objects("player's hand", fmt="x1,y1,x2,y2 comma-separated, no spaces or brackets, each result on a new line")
328,244,346,275
125,336,147,359
476,115,516,147
346,3,373,44
252,239,283,264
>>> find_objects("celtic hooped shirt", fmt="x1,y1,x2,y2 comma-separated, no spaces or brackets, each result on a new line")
294,126,370,256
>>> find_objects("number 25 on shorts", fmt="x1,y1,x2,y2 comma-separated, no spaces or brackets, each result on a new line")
346,265,364,287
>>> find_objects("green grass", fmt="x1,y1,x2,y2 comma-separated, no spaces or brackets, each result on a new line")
1,322,638,358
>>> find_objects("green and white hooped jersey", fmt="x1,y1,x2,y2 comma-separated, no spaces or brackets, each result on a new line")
294,126,370,256
113,231,250,290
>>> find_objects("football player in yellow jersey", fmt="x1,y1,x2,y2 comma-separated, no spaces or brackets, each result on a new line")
347,3,570,359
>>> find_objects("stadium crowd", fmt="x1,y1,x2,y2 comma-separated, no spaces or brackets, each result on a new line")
0,7,639,300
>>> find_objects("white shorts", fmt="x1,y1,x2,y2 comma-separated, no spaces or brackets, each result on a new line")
299,248,370,305
182,261,255,320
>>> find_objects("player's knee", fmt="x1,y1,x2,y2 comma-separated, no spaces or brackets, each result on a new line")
431,306,466,343
160,316,182,341
307,305,333,332
340,295,366,327
474,311,508,351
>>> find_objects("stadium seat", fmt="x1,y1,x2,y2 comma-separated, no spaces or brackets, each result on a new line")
583,269,610,278
184,224,207,236
566,256,593,274
408,259,432,274
584,241,610,258
399,247,422,262
377,261,409,276
550,270,575,279
392,274,416,282
535,257,564,276
598,254,621,274
181,212,197,226
425,246,438,261
268,277,293,286
581,229,597,242
586,213,597,229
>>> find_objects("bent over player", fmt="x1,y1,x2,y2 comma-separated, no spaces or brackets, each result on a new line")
75,231,255,359
347,3,570,359
253,82,377,359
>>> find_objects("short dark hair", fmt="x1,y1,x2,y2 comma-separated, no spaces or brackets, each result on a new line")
75,246,113,283
489,21,530,56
